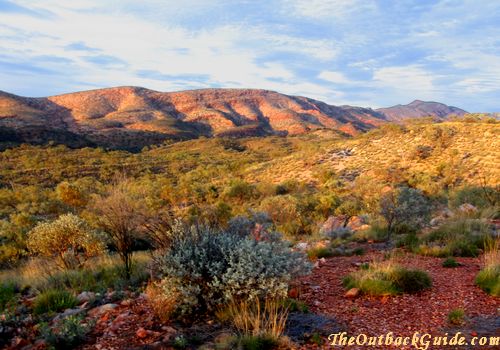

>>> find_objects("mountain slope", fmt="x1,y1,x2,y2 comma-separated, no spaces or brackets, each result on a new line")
0,87,388,150
376,100,467,121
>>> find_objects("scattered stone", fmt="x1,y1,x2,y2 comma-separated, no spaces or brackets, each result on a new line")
120,299,133,306
459,203,477,214
295,242,309,251
11,336,29,348
136,327,148,339
76,291,96,304
89,303,118,317
53,308,85,321
288,287,299,299
345,288,360,299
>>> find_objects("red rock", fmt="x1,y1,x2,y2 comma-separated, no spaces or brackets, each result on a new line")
136,327,148,339
288,287,299,299
345,288,361,298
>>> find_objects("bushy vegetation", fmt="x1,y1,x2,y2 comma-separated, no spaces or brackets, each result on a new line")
27,214,106,270
417,218,492,257
343,258,432,296
447,308,465,326
442,257,460,268
39,315,92,349
0,281,17,310
0,120,498,348
153,224,311,319
33,289,78,315
475,240,499,296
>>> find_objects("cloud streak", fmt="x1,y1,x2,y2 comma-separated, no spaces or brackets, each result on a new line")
0,0,498,111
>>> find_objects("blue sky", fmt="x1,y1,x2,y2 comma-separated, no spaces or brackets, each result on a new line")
0,0,498,111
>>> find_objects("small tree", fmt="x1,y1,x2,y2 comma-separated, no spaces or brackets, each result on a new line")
91,181,144,279
380,187,431,239
27,214,105,270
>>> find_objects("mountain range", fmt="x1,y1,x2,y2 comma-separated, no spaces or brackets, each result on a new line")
0,86,467,150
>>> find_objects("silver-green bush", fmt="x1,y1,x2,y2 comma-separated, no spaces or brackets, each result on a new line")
154,226,311,319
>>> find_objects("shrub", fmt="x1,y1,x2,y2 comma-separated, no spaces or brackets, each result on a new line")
27,214,106,270
219,298,288,341
392,269,432,294
419,218,493,257
380,187,431,239
442,257,460,268
154,226,311,318
0,282,18,310
145,280,178,322
450,186,499,209
238,335,279,350
396,233,420,250
39,315,92,349
33,289,78,315
476,268,500,296
447,308,465,326
225,180,258,202
475,240,499,296
37,252,150,293
343,259,432,296
307,247,333,260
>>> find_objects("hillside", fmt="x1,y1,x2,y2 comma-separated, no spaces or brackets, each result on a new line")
245,122,499,187
1,120,498,190
377,100,467,121
1,86,477,151
0,87,389,150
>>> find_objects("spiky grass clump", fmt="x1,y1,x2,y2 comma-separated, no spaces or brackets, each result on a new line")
217,298,289,345
343,257,432,296
476,240,500,296
33,289,78,315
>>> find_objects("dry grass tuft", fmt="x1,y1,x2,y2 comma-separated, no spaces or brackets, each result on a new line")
217,298,289,339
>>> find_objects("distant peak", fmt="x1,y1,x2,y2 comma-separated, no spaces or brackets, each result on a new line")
409,99,426,105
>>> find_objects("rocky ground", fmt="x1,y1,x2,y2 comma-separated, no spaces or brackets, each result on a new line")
4,250,499,350
299,252,499,349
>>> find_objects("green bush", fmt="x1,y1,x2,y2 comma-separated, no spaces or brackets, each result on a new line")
396,233,420,250
154,226,311,319
39,315,92,349
420,218,492,257
450,186,499,209
343,261,432,296
27,214,106,270
33,289,78,315
42,259,150,293
447,308,465,325
442,257,460,268
475,267,500,296
0,282,18,310
239,335,278,350
307,247,333,260
392,269,432,294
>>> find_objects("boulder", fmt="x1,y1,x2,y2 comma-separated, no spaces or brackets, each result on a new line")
53,308,85,321
136,327,148,339
459,203,478,214
295,242,309,251
345,288,360,299
76,291,95,304
88,303,118,317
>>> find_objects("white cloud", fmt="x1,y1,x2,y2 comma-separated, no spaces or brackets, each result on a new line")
372,65,436,93
284,0,375,19
318,71,350,84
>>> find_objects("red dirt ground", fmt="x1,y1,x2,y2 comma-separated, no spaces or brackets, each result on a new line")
74,252,498,350
298,252,499,349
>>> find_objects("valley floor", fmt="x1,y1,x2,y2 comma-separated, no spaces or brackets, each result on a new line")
61,250,499,350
